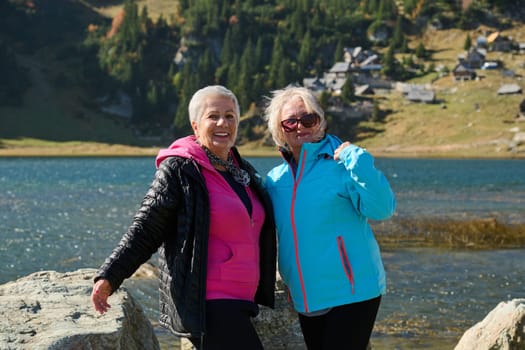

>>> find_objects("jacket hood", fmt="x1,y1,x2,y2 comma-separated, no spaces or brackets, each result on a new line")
155,135,210,169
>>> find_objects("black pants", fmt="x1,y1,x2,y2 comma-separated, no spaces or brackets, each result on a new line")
298,296,381,350
189,299,263,350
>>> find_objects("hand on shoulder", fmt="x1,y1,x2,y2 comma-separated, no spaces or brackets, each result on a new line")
334,141,352,161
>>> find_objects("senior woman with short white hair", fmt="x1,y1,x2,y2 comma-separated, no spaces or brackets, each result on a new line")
91,85,277,350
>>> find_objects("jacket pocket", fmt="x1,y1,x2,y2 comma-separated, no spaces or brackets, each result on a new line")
336,236,355,294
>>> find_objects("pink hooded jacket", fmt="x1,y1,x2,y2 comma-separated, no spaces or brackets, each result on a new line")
156,135,265,301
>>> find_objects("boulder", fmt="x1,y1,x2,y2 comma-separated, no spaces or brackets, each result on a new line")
455,298,525,350
0,269,160,350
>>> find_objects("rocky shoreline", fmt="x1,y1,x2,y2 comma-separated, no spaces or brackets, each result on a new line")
1,266,523,350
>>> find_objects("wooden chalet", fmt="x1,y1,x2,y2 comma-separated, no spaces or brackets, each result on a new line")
453,62,477,81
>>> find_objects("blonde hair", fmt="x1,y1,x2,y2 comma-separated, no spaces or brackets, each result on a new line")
264,86,327,148
188,85,240,125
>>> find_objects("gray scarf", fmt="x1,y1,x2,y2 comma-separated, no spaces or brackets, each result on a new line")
200,145,250,187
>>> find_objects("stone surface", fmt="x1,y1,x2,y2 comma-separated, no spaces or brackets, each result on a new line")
0,269,160,350
455,298,525,350
253,287,306,350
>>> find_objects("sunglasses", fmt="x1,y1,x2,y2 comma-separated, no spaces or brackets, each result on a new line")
281,113,320,133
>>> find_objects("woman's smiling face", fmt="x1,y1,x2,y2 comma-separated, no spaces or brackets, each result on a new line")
191,95,238,160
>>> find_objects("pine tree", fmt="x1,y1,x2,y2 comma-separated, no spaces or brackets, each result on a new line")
221,28,234,64
298,31,313,73
120,0,140,52
204,1,220,35
268,35,285,88
276,58,291,88
392,16,403,50
319,90,331,110
174,60,198,133
464,33,472,51
341,78,355,104
290,8,305,39
366,0,378,14
382,43,396,77
178,0,190,12
198,48,216,86
401,36,408,53
236,40,255,110
227,55,240,93
140,5,149,32
415,42,426,59
146,79,158,107
334,39,344,64
254,37,265,72
174,92,189,132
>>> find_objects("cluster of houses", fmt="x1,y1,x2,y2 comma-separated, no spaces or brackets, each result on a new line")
303,46,389,97
302,47,392,117
302,30,524,118
453,31,524,87
451,31,524,113
303,45,441,109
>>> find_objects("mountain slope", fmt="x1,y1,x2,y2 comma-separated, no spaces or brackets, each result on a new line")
1,1,524,158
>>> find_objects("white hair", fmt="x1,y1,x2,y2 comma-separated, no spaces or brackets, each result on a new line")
264,86,326,148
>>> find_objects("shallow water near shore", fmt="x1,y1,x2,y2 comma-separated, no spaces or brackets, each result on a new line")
1,156,524,349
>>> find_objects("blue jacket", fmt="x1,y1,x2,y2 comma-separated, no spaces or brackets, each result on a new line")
265,134,396,313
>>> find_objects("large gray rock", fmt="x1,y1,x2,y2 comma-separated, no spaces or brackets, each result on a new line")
455,298,525,350
0,269,160,350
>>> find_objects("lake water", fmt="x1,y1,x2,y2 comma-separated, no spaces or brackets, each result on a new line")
1,156,524,349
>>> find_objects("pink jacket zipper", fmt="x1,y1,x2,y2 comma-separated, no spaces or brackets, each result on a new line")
290,149,309,312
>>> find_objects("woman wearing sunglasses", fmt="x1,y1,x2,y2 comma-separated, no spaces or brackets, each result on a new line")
264,85,396,350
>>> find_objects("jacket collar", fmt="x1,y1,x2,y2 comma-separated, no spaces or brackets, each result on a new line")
282,134,342,160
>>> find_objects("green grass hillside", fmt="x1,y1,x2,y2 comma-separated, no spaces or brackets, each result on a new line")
358,25,525,158
1,1,524,158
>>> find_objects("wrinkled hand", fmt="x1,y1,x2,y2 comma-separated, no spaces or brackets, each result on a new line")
91,279,112,314
334,141,352,161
